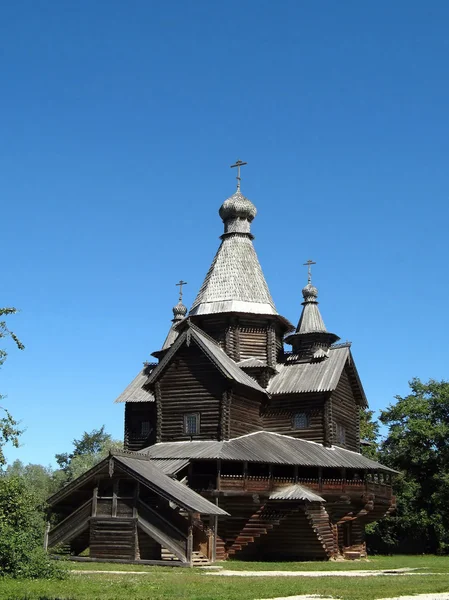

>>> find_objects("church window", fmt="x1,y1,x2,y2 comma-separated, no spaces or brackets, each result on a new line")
293,412,309,429
184,413,200,435
141,421,151,437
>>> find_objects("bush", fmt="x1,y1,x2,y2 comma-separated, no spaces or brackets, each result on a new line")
0,476,66,579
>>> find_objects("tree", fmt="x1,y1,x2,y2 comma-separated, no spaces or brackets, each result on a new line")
369,378,449,554
0,307,24,467
0,476,65,579
55,426,122,485
359,408,380,460
4,460,55,502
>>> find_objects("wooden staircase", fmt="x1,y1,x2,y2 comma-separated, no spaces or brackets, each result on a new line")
304,504,335,558
226,506,291,557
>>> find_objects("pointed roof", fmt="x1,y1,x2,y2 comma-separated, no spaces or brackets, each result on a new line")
189,190,278,317
146,321,267,395
114,363,156,403
285,280,339,350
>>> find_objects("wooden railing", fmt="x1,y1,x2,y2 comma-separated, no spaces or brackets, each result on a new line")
137,499,188,562
48,499,92,548
218,476,392,498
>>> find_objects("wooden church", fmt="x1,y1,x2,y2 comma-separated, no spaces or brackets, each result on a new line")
48,164,395,565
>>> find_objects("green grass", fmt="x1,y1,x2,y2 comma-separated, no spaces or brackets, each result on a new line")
1,556,448,600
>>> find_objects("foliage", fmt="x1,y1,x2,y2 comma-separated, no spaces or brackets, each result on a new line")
0,476,66,579
368,378,449,554
359,408,380,460
4,460,56,502
55,426,122,485
0,307,24,467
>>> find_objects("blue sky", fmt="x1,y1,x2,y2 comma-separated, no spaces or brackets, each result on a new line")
1,1,448,467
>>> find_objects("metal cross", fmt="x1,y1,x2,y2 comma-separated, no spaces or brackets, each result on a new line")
303,259,316,284
175,280,188,302
230,159,247,191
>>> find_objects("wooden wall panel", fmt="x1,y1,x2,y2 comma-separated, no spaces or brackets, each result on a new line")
262,394,325,443
331,368,359,451
89,518,137,561
158,344,225,442
229,391,263,438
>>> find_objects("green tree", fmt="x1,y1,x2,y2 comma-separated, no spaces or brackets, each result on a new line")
368,378,449,554
0,307,24,467
55,426,122,485
0,476,65,579
5,460,55,502
359,408,380,460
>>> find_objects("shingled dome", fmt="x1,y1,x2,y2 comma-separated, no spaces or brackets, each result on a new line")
189,189,278,317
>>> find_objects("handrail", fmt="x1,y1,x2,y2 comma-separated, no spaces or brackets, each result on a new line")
49,498,92,536
137,499,187,540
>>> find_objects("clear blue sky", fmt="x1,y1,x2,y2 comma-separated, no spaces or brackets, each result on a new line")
2,1,448,467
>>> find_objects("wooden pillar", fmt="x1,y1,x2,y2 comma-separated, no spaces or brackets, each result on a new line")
341,468,346,492
294,465,299,483
43,522,50,551
216,459,221,491
133,482,139,518
267,322,276,368
323,395,333,447
92,484,98,517
243,461,248,491
155,382,162,443
187,514,194,566
318,467,323,492
212,515,218,563
112,479,118,517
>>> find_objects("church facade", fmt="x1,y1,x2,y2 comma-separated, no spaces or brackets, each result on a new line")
48,172,395,564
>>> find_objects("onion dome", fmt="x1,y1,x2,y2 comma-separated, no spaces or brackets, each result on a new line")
219,191,257,222
172,301,187,321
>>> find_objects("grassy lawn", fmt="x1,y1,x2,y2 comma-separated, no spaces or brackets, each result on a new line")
0,556,448,600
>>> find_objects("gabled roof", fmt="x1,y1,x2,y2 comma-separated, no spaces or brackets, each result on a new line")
143,431,396,472
48,453,228,516
269,483,325,502
267,345,366,406
145,322,267,395
114,364,156,403
114,455,227,515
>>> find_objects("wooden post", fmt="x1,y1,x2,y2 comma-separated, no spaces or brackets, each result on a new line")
212,515,218,563
294,465,299,483
217,459,221,491
187,514,193,566
243,461,248,491
318,467,323,492
341,468,346,492
43,522,50,551
133,482,139,518
92,484,98,517
112,479,118,518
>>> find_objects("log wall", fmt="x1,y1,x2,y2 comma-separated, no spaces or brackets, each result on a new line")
158,344,225,442
89,518,137,560
229,390,263,437
330,368,359,451
262,393,325,442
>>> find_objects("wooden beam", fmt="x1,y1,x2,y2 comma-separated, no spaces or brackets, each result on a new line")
112,479,118,518
187,515,193,566
92,484,98,517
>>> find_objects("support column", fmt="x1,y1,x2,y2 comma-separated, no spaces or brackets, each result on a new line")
187,515,193,566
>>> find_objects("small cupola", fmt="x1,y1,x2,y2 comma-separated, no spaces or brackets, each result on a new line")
285,262,339,360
